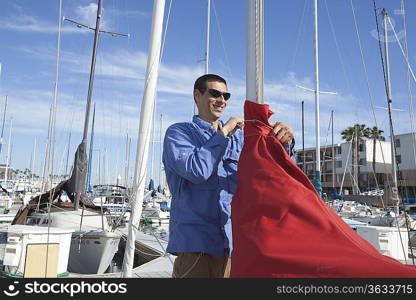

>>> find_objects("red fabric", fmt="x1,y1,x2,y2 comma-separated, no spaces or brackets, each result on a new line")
230,100,416,277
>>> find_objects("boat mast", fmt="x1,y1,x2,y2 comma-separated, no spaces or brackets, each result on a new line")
159,114,163,188
4,117,12,182
331,110,335,190
70,0,102,210
124,132,130,187
302,100,305,172
122,0,166,277
382,9,399,213
205,0,211,74
31,138,37,183
194,0,211,115
42,0,63,192
312,0,323,197
87,103,96,193
65,131,71,177
246,0,264,104
0,96,8,155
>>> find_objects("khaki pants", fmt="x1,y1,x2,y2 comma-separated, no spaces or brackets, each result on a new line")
172,251,231,278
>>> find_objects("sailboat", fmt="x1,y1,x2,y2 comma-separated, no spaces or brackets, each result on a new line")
11,0,123,275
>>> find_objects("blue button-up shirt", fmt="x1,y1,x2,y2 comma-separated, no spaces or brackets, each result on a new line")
163,116,242,258
163,116,295,258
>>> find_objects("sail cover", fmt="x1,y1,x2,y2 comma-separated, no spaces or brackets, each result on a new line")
230,100,416,277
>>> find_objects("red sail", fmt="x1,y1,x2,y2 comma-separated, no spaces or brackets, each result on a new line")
230,100,416,277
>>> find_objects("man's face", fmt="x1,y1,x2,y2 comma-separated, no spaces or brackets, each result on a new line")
194,80,228,122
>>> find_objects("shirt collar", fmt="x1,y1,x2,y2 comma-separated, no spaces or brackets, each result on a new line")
192,115,223,133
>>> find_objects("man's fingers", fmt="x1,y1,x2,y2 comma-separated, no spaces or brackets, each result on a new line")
281,132,293,144
277,130,286,140
271,123,284,136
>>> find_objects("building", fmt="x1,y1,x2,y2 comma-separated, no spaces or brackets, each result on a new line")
394,133,416,198
0,164,14,180
296,140,392,196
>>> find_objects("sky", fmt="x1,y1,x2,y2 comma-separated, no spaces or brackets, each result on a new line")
0,0,416,187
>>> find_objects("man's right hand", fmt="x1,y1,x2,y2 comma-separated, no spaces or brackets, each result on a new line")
219,117,244,137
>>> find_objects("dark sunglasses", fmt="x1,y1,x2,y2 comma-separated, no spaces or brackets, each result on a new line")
200,88,231,101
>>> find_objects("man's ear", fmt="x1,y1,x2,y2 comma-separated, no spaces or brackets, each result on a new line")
193,89,199,104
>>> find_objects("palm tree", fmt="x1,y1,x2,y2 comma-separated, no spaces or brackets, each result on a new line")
341,124,369,194
366,126,385,187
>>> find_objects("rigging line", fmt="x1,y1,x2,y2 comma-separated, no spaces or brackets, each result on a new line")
288,0,308,72
401,0,416,207
323,0,352,94
349,0,378,126
212,0,233,78
387,16,416,87
350,0,389,187
398,0,415,185
383,12,416,261
340,134,353,193
319,112,333,179
373,1,390,105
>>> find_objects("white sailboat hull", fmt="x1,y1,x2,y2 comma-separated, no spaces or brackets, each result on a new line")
27,209,121,275
68,231,120,274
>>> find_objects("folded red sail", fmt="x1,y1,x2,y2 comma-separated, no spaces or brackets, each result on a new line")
230,100,416,277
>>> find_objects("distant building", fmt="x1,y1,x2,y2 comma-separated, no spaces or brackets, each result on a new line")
296,140,392,195
394,133,416,198
0,164,13,180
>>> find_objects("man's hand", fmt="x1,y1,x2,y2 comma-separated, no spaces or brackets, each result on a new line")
219,117,244,137
269,122,294,144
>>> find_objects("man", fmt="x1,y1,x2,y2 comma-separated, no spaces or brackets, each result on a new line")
163,74,294,278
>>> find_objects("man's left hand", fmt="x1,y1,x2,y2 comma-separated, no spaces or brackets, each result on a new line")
269,122,294,144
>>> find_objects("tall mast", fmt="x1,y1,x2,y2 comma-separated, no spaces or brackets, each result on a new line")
302,100,305,172
159,114,163,187
72,0,102,210
122,0,166,277
313,0,322,197
150,100,156,187
194,0,211,115
246,0,264,103
65,131,71,177
0,96,8,155
205,0,211,74
87,103,96,192
31,138,37,182
42,0,63,192
382,9,399,212
331,110,335,190
4,118,12,182
124,133,130,187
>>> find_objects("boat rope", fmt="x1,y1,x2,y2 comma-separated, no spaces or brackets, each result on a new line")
350,0,389,193
288,0,308,72
212,0,233,78
373,3,415,264
400,0,416,200
339,132,353,195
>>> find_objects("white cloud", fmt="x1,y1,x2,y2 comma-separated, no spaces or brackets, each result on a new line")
0,15,81,34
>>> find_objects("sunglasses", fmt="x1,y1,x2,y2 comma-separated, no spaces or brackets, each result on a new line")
200,88,231,101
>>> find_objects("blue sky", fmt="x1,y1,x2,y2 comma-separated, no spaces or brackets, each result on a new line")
0,0,416,187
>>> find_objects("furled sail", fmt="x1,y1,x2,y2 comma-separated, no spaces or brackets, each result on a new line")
230,100,416,277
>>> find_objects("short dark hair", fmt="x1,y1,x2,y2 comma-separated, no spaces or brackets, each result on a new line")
194,74,227,92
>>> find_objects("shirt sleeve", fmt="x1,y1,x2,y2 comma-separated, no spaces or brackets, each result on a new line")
163,124,229,184
283,138,296,158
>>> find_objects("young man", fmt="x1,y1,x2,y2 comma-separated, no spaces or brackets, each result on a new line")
163,74,294,278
